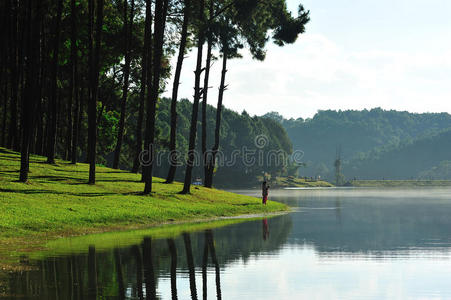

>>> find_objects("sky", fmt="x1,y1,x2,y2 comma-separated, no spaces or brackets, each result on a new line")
162,0,451,119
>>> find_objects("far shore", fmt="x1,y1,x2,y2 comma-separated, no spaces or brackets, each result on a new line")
348,180,451,187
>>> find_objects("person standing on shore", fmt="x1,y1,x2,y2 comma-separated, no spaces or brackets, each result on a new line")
262,181,270,205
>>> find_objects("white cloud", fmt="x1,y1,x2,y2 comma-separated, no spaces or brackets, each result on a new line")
163,32,451,119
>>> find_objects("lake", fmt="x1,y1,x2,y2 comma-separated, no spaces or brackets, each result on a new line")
3,187,451,299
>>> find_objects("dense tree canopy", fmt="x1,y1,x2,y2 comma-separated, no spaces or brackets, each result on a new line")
0,0,309,191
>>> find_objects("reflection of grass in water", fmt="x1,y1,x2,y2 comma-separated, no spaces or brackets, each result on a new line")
0,147,287,266
31,217,267,260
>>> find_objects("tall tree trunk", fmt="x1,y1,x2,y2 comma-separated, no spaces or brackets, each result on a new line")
182,0,205,194
40,32,49,157
46,0,63,164
16,0,28,153
78,86,84,161
70,0,79,164
113,0,135,169
30,107,37,154
205,51,228,188
0,0,7,147
8,0,19,151
31,22,45,154
138,0,153,179
167,239,178,300
19,0,31,182
165,0,191,183
87,0,94,170
20,0,41,182
132,0,152,174
66,95,72,160
1,68,6,147
67,0,78,162
0,1,7,148
57,85,63,158
70,88,82,165
202,0,214,185
88,0,104,184
35,103,44,154
71,86,80,163
35,19,46,156
143,0,168,194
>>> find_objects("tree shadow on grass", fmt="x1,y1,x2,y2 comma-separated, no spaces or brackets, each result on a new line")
0,157,52,164
54,169,85,173
56,169,130,175
0,188,118,197
30,159,50,164
0,157,21,162
0,148,18,155
2,171,160,187
29,175,143,184
123,191,146,196
96,178,142,183
96,171,130,174
28,175,86,185
0,186,147,197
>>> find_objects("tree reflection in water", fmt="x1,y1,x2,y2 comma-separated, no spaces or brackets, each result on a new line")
262,219,269,241
183,233,198,300
143,237,157,299
205,230,220,300
1,232,225,299
6,191,451,298
167,239,177,300
132,245,144,300
87,246,97,300
201,232,208,300
1,216,292,299
114,248,125,300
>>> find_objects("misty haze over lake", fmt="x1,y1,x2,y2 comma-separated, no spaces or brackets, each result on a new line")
4,187,451,299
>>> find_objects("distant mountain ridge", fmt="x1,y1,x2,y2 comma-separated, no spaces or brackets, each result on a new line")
345,128,451,179
263,108,451,180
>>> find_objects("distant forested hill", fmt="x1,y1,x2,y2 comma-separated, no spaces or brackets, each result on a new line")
149,98,295,187
264,109,451,180
345,129,451,179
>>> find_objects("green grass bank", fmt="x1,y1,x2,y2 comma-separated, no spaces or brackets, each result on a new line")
0,147,287,265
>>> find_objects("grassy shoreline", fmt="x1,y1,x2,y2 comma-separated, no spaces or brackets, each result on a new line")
272,176,334,188
0,147,288,265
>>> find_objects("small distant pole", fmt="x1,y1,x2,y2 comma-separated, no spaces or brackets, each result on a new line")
334,145,342,186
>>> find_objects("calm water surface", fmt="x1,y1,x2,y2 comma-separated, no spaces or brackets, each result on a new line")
3,187,451,299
